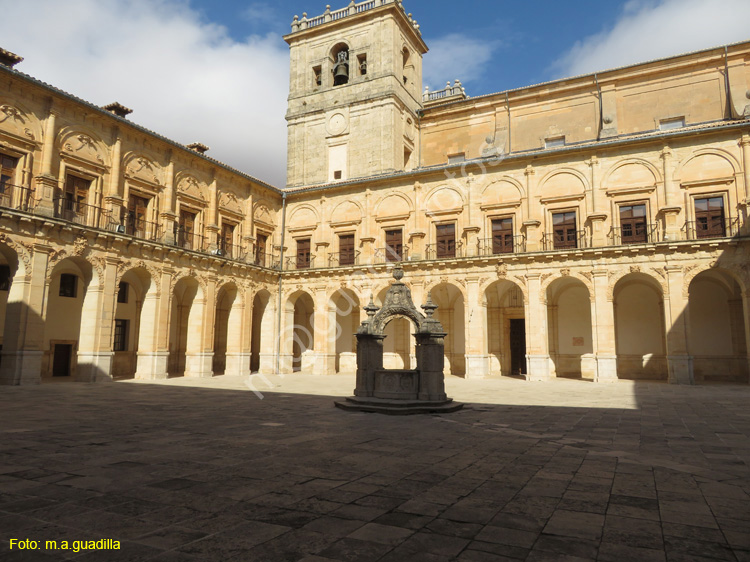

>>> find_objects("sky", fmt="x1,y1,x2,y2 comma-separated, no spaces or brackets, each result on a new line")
1,0,749,187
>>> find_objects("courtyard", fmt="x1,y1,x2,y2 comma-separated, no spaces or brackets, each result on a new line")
0,375,748,561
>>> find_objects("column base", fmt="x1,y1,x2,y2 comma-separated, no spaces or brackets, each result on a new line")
135,352,169,380
184,353,214,378
464,355,490,379
595,355,619,383
258,353,277,375
525,354,551,381
225,353,251,377
668,355,694,385
0,350,43,385
278,354,294,374
77,352,114,382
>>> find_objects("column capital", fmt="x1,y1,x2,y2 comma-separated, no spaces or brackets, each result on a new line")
591,269,608,278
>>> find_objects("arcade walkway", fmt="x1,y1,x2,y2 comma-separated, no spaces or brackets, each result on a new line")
0,375,748,561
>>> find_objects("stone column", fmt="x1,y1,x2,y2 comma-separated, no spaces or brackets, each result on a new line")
354,333,384,397
740,135,750,235
464,277,489,378
206,177,219,251
106,132,124,221
35,108,58,217
161,159,176,244
591,269,618,382
416,332,448,401
525,273,550,381
258,294,277,374
224,286,249,377
664,265,693,384
660,146,682,241
77,257,119,382
185,277,215,378
312,287,332,374
0,245,50,385
134,274,168,380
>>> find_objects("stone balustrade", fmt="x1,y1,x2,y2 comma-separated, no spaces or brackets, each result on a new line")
423,80,467,104
290,0,421,34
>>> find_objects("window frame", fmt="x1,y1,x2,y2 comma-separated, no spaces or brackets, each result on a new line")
617,202,649,244
117,282,129,304
435,222,457,259
59,273,78,298
113,319,129,352
550,210,579,250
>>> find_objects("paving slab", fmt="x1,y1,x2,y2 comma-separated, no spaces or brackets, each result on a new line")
0,374,748,561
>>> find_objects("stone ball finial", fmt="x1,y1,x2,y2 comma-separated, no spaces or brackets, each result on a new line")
393,266,404,281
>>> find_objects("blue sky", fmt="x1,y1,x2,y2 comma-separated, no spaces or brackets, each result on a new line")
1,0,749,186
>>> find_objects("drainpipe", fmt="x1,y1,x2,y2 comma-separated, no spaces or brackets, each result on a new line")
274,191,288,374
594,73,603,141
505,91,511,154
724,46,733,120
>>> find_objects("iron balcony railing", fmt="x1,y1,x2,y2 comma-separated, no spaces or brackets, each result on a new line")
424,240,464,261
608,224,660,246
284,254,316,271
116,215,164,243
328,250,361,268
54,197,115,230
174,227,208,253
0,183,36,212
476,236,526,256
374,245,410,264
682,217,739,241
542,230,589,251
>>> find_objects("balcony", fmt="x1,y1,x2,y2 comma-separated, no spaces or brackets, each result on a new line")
283,255,317,271
0,184,36,212
542,230,589,251
374,245,410,264
682,218,739,241
425,241,464,261
328,250,361,268
54,197,115,230
477,236,526,256
608,224,660,246
174,227,208,253
118,216,164,243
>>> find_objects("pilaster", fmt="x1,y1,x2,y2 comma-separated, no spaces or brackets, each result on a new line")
664,265,694,384
591,269,618,382
525,273,550,381
464,277,489,378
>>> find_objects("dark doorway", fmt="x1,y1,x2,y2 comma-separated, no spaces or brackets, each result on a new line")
52,344,73,377
510,319,527,376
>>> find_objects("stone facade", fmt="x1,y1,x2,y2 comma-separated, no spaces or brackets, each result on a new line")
0,0,749,386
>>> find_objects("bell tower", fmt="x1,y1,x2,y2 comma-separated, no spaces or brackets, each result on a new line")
284,0,428,188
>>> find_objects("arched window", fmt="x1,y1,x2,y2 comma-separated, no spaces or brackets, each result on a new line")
332,43,350,86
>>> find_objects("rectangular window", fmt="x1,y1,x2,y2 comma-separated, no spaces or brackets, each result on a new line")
545,136,566,149
117,282,128,304
221,222,235,256
178,209,196,250
126,194,149,237
113,319,129,352
357,54,367,76
0,264,10,291
255,233,268,266
313,65,322,87
447,153,465,165
659,117,685,130
436,224,456,259
385,229,403,262
0,154,18,193
619,204,648,244
552,212,578,250
339,234,355,266
296,238,311,269
491,218,514,254
694,196,726,239
59,273,77,298
62,174,90,218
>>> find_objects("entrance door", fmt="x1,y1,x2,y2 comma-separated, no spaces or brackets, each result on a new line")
509,319,526,375
52,344,73,377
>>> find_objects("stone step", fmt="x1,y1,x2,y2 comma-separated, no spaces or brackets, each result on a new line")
334,396,464,415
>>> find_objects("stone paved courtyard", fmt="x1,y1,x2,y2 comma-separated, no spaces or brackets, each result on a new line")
0,375,749,561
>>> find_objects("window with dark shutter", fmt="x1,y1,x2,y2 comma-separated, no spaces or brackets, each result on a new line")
255,233,268,266
117,282,128,304
296,238,311,269
620,204,648,244
339,234,355,266
59,274,77,298
491,218,514,254
436,224,456,258
694,197,725,239
113,319,129,352
385,229,403,262
552,212,577,250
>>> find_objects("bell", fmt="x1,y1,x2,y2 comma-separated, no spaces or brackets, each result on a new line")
334,62,349,85
359,60,367,75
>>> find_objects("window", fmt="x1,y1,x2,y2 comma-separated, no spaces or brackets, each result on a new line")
357,54,367,76
436,224,456,259
178,209,197,250
255,233,268,266
552,212,578,250
619,204,648,244
659,117,685,130
491,218,514,254
385,229,403,262
694,196,726,239
59,274,77,298
296,238,311,269
62,174,90,217
221,222,235,256
334,170,342,180
338,234,355,266
0,264,10,291
545,136,566,149
113,319,129,352
0,154,18,193
126,194,149,237
313,65,322,87
117,282,128,304
448,153,465,165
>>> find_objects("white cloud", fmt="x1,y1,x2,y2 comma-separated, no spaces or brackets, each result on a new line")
555,0,750,78
0,0,290,186
423,33,499,91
